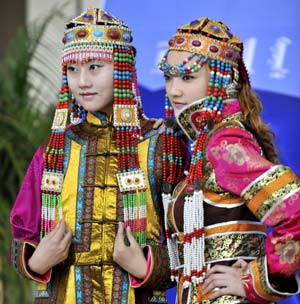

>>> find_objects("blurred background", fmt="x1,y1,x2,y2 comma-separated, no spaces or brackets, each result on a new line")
0,0,299,303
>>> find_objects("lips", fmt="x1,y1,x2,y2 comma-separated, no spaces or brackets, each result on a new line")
79,92,97,100
80,92,97,97
173,101,186,109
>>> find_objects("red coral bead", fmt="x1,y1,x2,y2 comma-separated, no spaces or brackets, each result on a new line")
209,45,219,53
186,185,194,193
77,30,87,38
168,39,175,46
225,50,234,58
108,30,120,39
176,37,185,44
192,40,201,47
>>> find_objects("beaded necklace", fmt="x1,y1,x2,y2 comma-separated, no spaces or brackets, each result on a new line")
41,65,69,236
113,44,148,246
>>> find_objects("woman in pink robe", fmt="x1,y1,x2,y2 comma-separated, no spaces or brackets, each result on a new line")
157,17,300,304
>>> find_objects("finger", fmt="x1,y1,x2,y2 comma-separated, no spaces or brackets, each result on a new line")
203,273,227,290
52,219,66,240
232,259,248,268
152,118,164,129
207,286,230,300
61,226,73,246
207,264,239,277
115,222,125,245
203,277,228,294
125,225,137,246
206,264,228,276
47,219,64,238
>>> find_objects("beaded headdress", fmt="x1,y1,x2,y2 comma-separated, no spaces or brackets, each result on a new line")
40,8,148,246
159,17,250,288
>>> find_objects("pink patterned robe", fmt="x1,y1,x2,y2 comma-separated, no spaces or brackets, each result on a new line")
169,100,300,304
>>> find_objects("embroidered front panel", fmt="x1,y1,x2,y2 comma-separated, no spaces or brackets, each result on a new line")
76,266,93,303
64,128,95,252
62,121,120,302
111,267,129,303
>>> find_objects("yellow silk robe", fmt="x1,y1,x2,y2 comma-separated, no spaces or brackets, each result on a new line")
10,112,188,303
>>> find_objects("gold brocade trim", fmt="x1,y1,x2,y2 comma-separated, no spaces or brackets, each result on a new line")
245,168,297,210
204,189,243,205
222,112,243,122
244,167,299,220
205,232,266,262
205,221,266,236
242,165,290,203
255,180,300,221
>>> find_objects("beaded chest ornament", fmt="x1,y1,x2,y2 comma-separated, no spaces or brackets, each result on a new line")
159,17,249,287
41,9,148,246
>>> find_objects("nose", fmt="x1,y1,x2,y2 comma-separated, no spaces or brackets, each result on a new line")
78,68,92,88
167,78,182,99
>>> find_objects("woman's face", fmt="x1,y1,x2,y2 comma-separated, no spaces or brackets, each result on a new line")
67,60,114,115
164,51,210,116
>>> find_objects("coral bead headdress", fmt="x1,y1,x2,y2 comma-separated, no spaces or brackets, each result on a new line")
159,17,250,287
40,8,148,246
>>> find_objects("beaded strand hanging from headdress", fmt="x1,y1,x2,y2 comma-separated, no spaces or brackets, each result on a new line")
159,17,249,287
40,8,148,246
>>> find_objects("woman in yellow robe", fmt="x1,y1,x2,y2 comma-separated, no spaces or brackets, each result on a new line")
9,8,189,303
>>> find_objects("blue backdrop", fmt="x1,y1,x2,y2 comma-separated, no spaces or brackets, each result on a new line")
104,1,300,303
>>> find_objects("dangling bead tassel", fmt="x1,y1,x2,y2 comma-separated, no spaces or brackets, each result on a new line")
193,186,206,284
183,192,192,288
162,189,180,282
183,180,206,289
41,64,68,238
114,44,147,248
70,95,86,125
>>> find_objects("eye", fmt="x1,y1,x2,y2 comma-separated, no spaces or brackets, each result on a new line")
67,65,77,72
182,75,194,81
163,73,171,81
89,63,103,70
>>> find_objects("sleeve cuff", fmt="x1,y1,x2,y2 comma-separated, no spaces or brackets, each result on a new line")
129,246,152,287
10,239,51,283
242,257,300,303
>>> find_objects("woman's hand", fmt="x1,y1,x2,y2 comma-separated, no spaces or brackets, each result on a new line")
113,222,147,279
28,219,73,275
202,260,248,300
150,118,164,130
